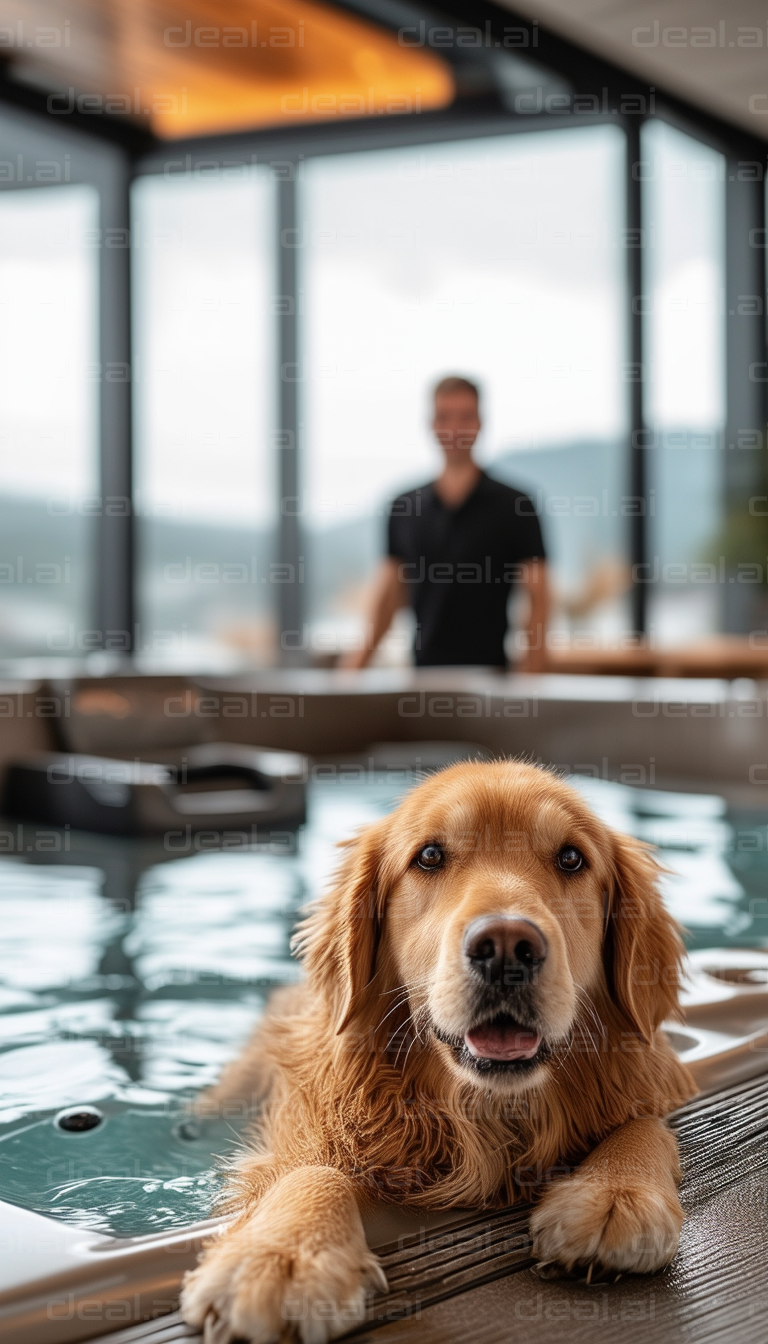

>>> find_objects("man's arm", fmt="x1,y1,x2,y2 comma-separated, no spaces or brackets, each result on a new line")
520,559,549,674
339,558,408,670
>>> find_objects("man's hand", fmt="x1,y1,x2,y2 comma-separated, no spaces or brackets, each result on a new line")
338,559,406,670
338,646,370,671
519,559,549,674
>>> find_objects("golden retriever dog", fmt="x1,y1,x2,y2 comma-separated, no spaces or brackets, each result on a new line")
181,760,697,1343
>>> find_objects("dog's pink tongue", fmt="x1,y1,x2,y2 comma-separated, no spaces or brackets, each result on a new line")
465,1022,540,1062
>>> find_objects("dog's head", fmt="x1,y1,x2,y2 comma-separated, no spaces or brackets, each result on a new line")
298,761,684,1094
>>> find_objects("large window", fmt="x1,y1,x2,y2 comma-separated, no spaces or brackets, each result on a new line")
300,126,629,663
0,105,742,667
0,185,99,658
132,170,277,666
642,120,726,646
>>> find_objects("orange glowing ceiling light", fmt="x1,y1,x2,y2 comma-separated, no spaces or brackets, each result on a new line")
2,0,455,138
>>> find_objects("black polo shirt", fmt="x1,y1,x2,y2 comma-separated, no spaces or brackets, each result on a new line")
387,471,545,667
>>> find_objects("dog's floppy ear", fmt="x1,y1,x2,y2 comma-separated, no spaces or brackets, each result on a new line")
293,820,387,1035
604,830,685,1043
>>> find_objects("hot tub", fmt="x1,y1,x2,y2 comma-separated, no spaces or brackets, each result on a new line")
2,669,768,1343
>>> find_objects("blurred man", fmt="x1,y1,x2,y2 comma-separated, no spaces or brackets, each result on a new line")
342,376,548,670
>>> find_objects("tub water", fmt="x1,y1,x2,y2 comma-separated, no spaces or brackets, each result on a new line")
1,771,767,1238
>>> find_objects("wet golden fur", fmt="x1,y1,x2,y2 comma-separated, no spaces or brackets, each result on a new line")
183,761,697,1343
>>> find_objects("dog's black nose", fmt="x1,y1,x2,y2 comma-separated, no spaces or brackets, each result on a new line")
463,916,548,985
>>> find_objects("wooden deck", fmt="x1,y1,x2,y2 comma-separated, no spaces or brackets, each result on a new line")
85,1074,768,1344
355,1074,768,1344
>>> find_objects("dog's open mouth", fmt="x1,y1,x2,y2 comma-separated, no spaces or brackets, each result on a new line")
464,1014,541,1063
433,1013,549,1076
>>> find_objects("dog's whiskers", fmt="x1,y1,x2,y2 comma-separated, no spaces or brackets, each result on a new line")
556,986,604,1069
574,986,605,1043
380,975,431,997
375,991,413,1034
391,1004,423,1063
397,1003,432,1072
390,997,431,1065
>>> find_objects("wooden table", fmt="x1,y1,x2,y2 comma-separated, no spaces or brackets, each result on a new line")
547,637,768,680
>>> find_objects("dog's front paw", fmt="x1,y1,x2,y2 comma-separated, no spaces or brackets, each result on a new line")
530,1175,684,1276
181,1220,387,1344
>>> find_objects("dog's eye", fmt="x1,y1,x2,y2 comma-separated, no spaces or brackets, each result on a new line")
415,843,444,871
557,845,585,873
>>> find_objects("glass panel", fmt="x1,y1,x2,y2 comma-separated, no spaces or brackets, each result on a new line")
0,184,99,658
301,126,629,665
132,170,276,666
642,119,726,646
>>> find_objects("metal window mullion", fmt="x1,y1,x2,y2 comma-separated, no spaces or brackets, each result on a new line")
626,118,646,636
722,163,767,633
97,154,134,652
277,172,304,665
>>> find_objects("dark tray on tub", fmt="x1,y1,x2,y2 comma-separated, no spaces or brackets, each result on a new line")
2,742,307,836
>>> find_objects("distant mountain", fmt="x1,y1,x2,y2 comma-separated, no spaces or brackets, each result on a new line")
490,436,721,579
489,440,626,584
0,498,274,657
0,437,722,654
